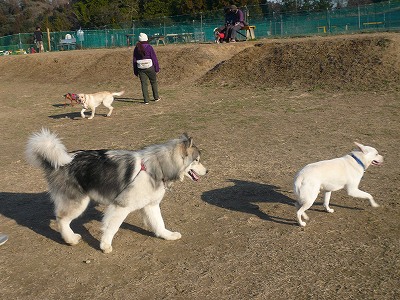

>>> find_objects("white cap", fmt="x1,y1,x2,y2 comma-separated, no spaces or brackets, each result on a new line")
138,33,148,42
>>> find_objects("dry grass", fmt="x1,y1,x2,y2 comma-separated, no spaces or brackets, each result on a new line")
0,33,399,299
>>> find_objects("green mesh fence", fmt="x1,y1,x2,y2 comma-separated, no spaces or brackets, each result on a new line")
0,1,399,55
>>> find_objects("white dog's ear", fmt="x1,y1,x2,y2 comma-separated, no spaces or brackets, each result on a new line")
354,142,366,153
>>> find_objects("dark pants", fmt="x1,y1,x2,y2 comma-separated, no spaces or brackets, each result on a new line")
138,66,159,103
227,24,243,41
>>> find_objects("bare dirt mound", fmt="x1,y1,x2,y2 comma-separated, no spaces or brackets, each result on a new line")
0,33,398,91
0,43,251,87
200,33,400,91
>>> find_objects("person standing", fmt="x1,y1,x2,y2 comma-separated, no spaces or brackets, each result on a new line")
133,33,161,104
33,26,44,53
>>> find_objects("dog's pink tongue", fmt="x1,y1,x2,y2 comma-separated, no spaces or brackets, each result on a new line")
190,170,199,181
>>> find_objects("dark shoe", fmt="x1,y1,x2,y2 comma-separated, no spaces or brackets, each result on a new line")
143,102,149,105
154,98,161,102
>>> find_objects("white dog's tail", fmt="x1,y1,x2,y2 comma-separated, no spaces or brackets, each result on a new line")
26,128,72,170
293,173,304,199
112,91,125,97
294,172,317,206
293,173,308,212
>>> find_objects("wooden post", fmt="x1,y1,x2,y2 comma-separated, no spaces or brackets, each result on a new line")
47,27,51,52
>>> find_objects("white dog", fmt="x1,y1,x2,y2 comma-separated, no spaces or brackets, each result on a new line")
77,91,124,119
294,142,383,226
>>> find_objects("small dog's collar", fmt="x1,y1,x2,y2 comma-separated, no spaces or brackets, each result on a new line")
66,92,77,100
350,153,366,171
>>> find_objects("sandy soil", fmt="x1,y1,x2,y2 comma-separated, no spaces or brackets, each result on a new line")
0,33,399,299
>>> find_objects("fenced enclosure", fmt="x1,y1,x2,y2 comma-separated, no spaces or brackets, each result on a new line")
0,1,399,54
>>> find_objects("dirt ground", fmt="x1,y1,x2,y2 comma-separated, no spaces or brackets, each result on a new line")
0,32,399,299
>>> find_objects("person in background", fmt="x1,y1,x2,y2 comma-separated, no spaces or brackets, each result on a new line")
226,5,245,42
133,33,161,104
215,7,233,43
33,26,44,53
0,233,8,246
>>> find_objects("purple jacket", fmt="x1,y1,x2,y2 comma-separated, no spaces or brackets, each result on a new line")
133,42,160,76
232,9,245,26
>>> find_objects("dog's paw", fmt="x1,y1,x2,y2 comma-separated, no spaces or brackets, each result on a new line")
167,231,182,240
326,208,334,213
159,230,182,241
88,117,94,120
100,242,113,254
371,202,380,208
66,233,82,245
298,221,307,227
81,115,86,119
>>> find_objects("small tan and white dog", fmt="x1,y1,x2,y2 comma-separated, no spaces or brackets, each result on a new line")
77,91,124,119
294,142,383,227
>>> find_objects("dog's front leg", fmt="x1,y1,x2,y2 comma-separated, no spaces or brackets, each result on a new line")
88,107,96,120
100,205,131,253
323,191,334,213
80,108,86,119
142,204,182,240
347,188,379,207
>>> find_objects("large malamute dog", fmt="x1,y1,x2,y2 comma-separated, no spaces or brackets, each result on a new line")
294,142,383,227
26,129,207,253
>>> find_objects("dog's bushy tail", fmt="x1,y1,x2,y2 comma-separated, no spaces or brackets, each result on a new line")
112,91,125,97
26,128,72,170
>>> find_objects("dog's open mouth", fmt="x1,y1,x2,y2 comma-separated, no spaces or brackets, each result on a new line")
372,160,383,166
188,169,200,181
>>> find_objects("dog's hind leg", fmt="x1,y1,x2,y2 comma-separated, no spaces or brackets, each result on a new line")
295,182,320,226
323,191,334,213
103,98,114,117
55,196,90,245
296,203,313,227
103,102,114,117
295,201,309,221
106,106,113,117
100,205,131,253
295,192,318,226
141,204,182,240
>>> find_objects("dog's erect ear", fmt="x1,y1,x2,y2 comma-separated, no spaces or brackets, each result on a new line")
181,133,193,148
180,134,193,158
354,142,367,153
188,137,193,148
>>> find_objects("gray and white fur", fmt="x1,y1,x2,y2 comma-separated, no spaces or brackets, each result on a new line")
26,128,207,253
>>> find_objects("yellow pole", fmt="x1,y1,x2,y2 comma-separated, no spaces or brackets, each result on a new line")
47,27,51,52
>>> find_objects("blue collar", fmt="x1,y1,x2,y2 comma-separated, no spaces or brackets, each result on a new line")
350,153,365,171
